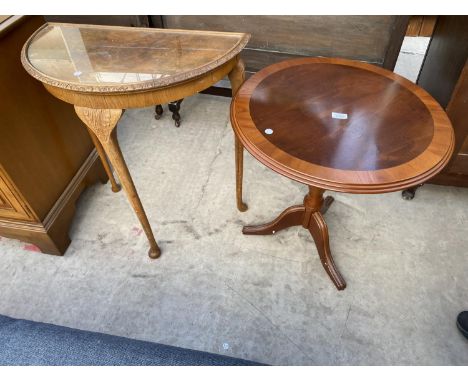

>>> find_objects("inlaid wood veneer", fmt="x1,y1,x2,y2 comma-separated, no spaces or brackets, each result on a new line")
231,57,454,290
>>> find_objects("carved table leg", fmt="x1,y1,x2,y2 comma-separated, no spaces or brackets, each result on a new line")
229,57,248,211
86,127,121,193
75,106,161,259
168,99,183,127
242,186,345,290
154,104,163,120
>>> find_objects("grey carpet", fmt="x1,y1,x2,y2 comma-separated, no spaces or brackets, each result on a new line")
0,94,467,365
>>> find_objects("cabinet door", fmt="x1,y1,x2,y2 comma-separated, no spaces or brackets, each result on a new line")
446,61,468,175
0,169,35,221
417,16,468,181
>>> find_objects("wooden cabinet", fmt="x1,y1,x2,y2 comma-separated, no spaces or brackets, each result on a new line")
0,16,108,255
0,171,34,221
158,16,409,74
43,16,409,74
406,16,437,37
417,16,468,188
43,15,149,27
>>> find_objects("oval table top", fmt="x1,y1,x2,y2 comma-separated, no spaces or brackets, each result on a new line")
231,57,455,193
21,23,250,93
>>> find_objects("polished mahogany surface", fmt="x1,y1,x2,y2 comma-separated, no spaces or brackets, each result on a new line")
249,63,433,171
22,23,249,93
231,57,454,193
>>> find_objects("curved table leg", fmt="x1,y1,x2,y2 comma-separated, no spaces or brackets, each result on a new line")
241,186,345,290
86,127,121,193
303,187,345,290
307,212,346,290
229,57,248,212
243,205,304,235
75,106,161,259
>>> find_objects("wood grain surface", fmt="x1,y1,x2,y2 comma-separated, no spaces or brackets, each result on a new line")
22,22,251,257
163,16,408,71
231,57,455,194
21,22,250,93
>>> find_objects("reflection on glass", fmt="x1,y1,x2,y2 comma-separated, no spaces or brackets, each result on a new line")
26,24,245,86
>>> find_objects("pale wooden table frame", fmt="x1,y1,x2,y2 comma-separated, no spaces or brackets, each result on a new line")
22,23,250,258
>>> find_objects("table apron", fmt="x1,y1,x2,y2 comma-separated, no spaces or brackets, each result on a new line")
42,58,237,109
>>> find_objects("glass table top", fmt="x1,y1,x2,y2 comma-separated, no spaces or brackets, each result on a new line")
22,23,249,92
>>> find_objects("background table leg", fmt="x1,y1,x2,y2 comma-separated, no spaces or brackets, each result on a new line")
168,99,183,127
75,106,161,259
86,127,121,193
229,57,248,212
154,104,163,120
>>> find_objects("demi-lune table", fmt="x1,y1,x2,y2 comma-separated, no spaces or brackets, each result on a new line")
231,57,455,290
22,23,250,259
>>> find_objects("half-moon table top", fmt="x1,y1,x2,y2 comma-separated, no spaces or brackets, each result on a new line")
231,57,455,193
21,23,250,93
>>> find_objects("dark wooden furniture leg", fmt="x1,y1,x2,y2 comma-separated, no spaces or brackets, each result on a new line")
242,205,305,235
168,99,183,127
154,104,163,120
320,195,335,214
303,188,345,290
402,184,423,200
243,188,345,290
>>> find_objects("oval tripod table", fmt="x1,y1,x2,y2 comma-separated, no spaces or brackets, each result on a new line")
231,57,455,290
22,22,250,259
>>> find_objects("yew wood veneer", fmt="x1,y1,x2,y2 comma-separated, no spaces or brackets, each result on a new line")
22,23,250,259
231,57,455,290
